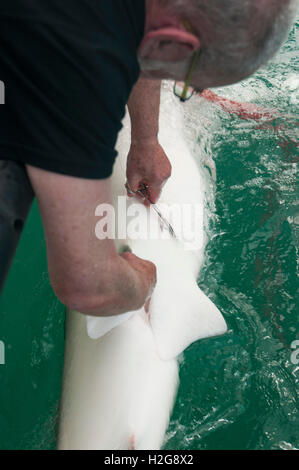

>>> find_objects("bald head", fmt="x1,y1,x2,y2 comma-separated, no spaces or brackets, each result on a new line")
139,0,297,88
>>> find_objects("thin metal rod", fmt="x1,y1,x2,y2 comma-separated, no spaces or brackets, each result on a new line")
0,160,34,295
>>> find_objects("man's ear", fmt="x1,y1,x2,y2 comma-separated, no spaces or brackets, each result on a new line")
139,27,200,63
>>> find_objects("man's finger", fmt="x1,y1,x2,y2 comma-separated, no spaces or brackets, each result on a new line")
126,173,141,193
148,185,161,204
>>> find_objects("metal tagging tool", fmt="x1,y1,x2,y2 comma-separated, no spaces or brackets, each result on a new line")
125,183,177,240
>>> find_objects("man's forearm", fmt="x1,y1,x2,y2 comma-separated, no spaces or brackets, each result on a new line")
128,78,161,144
61,252,156,318
26,163,157,320
126,78,171,203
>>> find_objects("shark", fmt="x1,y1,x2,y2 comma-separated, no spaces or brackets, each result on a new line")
58,87,227,450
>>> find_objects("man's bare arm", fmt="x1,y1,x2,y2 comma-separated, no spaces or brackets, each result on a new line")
26,165,156,317
127,78,171,203
128,78,161,144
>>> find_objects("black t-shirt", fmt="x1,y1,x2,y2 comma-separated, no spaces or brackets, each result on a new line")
0,0,145,179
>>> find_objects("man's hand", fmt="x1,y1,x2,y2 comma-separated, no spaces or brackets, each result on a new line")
126,139,172,204
127,78,171,204
120,251,157,305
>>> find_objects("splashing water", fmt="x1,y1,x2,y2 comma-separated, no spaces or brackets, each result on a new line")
163,19,299,451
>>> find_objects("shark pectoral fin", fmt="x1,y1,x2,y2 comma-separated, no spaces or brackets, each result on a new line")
86,311,137,340
149,283,227,361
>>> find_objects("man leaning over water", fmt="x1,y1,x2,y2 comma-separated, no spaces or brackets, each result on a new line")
0,0,296,315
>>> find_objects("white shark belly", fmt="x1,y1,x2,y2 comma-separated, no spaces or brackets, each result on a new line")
58,91,227,450
58,311,178,450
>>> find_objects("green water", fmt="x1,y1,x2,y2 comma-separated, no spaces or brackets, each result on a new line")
165,20,299,450
0,201,65,450
0,21,298,450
